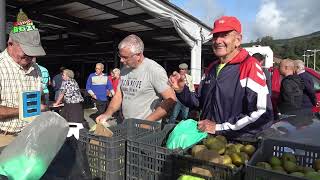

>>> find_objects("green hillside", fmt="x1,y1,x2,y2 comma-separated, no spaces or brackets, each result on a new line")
242,31,320,60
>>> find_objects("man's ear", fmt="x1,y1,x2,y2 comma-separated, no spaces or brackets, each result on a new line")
235,33,242,48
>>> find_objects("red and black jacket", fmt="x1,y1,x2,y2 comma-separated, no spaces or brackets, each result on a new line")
176,48,273,138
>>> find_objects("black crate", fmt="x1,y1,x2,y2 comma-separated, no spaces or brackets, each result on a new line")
126,124,183,180
172,137,259,180
246,138,320,180
79,119,161,180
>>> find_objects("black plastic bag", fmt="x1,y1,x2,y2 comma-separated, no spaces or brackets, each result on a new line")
41,137,91,180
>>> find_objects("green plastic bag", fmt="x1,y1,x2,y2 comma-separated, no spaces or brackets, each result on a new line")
177,175,205,180
0,155,46,180
166,119,207,149
0,112,69,180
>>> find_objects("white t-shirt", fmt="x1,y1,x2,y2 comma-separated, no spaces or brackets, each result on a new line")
120,58,170,120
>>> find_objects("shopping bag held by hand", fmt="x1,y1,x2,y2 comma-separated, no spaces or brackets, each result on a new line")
166,119,207,150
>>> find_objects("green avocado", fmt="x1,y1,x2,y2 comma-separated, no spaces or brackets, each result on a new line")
269,156,282,167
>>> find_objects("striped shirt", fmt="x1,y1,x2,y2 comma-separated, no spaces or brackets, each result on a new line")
0,49,41,133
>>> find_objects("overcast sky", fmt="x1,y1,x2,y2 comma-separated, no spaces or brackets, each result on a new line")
170,0,320,43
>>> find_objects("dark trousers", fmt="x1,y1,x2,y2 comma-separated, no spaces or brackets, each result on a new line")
94,99,108,115
60,103,84,123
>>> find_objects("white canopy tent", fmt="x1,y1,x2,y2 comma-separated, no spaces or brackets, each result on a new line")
133,0,212,84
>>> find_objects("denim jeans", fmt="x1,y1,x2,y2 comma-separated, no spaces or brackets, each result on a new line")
169,100,189,124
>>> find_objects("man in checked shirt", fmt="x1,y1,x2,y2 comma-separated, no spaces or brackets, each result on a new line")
0,10,47,147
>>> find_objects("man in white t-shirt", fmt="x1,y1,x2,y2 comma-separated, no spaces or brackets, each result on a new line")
96,34,176,123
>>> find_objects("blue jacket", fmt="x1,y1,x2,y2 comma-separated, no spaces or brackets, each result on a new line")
176,49,273,138
86,73,112,101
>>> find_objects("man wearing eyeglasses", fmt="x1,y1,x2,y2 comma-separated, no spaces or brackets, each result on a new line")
86,63,113,116
96,34,176,123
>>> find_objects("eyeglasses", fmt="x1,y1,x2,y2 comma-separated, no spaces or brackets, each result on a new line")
117,52,140,60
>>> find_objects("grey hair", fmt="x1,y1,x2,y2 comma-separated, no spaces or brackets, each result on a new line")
112,68,120,75
63,69,74,79
294,60,305,71
118,34,144,54
96,63,104,69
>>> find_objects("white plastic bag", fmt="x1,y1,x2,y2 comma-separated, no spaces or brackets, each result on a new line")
0,112,69,180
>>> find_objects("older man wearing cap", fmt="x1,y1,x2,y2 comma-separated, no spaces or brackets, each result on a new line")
168,63,194,124
169,16,273,138
0,10,46,147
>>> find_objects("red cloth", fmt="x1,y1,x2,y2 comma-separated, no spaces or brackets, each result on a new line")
108,76,119,92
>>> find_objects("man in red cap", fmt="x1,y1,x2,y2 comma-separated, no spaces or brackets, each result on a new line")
169,16,273,138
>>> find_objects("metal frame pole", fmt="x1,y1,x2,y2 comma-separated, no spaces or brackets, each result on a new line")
0,0,6,51
314,51,316,70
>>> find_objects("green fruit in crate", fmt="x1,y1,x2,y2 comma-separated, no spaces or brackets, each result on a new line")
272,166,286,173
178,174,205,180
314,159,320,171
226,163,236,169
281,153,296,163
240,152,249,163
222,155,232,165
191,145,207,157
290,172,305,177
283,161,297,173
230,153,244,166
304,167,316,174
194,149,222,164
204,138,226,155
234,143,244,153
240,144,256,156
256,162,272,170
305,171,320,180
296,165,305,172
191,166,213,177
215,135,227,144
269,156,282,167
226,143,235,148
225,144,237,155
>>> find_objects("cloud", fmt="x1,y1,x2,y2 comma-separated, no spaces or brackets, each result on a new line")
251,0,320,41
170,0,320,42
177,0,224,27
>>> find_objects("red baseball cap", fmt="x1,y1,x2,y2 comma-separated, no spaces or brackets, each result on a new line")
211,16,241,34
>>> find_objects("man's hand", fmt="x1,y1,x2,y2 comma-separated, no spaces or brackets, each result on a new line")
40,104,48,112
198,119,216,134
52,102,60,107
96,113,112,123
169,71,185,93
92,94,97,100
140,124,152,129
